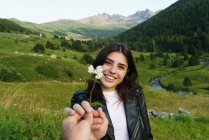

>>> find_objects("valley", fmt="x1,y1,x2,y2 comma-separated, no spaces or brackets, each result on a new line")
0,0,209,139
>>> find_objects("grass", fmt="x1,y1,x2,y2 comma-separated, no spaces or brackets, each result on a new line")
0,82,208,139
160,65,209,94
150,116,209,140
0,32,209,139
0,82,84,139
0,53,88,82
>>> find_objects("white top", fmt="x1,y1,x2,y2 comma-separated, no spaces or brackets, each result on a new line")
103,91,129,140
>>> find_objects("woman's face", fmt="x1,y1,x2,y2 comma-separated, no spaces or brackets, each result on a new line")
100,51,128,92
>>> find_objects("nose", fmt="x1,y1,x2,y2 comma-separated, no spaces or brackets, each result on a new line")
109,65,116,74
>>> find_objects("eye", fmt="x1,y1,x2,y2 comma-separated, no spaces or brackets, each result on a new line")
104,60,112,65
118,65,125,70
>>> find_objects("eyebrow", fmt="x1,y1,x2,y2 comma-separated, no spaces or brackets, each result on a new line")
105,58,128,68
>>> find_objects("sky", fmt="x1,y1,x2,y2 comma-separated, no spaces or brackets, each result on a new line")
0,0,178,23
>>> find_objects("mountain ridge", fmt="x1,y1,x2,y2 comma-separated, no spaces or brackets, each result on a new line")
7,9,156,38
79,9,156,25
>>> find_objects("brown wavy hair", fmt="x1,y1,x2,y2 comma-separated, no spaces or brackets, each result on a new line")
86,43,138,104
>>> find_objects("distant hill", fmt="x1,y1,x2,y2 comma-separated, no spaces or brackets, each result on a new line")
117,0,209,53
0,18,31,33
11,18,131,38
9,10,155,39
79,9,155,25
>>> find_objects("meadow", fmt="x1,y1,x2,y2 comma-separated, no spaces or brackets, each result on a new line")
0,32,209,139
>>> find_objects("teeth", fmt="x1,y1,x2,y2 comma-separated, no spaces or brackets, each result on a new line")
106,75,115,80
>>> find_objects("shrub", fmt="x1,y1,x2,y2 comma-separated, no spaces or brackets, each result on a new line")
139,54,145,61
188,55,200,66
35,63,58,79
0,65,25,82
150,64,156,69
183,77,192,88
32,43,45,53
64,68,73,78
45,41,56,50
167,83,175,91
80,54,94,64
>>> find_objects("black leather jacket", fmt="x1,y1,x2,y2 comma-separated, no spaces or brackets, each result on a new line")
71,86,153,140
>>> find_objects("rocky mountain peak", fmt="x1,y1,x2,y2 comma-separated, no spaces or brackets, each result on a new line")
79,9,156,25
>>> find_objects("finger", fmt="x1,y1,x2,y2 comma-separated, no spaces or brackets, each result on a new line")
81,101,92,113
93,117,102,125
97,107,108,124
73,104,85,116
91,124,101,130
92,109,99,117
67,108,76,116
84,112,93,125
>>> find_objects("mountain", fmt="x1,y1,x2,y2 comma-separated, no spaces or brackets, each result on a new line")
127,9,155,23
79,9,155,25
10,18,130,38
117,0,209,52
8,9,156,39
0,18,31,33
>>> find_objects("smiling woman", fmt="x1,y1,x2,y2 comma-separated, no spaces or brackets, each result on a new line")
62,43,153,140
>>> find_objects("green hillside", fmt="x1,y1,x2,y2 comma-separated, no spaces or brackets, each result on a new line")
1,32,208,94
11,18,132,39
117,0,209,52
0,18,31,34
0,3,209,138
0,32,90,82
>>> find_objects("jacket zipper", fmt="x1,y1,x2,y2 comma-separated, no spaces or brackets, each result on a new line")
131,116,140,140
139,115,144,129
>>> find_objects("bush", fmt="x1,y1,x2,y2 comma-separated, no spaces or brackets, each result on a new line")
150,64,156,69
45,41,57,50
64,68,73,77
0,65,25,82
188,55,200,66
80,54,94,64
139,54,145,61
32,43,45,53
35,63,58,79
183,77,192,88
167,83,175,91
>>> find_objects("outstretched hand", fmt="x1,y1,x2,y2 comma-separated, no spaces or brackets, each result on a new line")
66,101,108,140
62,109,93,140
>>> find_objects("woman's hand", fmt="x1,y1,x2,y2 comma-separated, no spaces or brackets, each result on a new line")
90,107,108,140
71,101,108,140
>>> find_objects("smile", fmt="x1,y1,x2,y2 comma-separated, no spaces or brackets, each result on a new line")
104,74,116,80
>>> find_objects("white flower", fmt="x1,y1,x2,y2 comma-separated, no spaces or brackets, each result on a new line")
88,65,95,74
88,65,103,79
95,66,103,74
95,73,103,79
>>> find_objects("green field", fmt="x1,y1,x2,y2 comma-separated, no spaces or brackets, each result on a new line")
0,32,209,139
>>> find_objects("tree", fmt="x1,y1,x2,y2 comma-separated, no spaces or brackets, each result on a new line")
46,41,56,50
80,54,94,64
188,55,200,66
32,43,45,53
183,77,192,88
167,83,175,91
139,54,145,61
150,53,156,60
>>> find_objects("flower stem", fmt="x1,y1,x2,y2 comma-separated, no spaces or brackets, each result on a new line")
90,80,95,103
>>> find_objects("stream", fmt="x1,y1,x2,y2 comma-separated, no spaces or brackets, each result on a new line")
150,57,209,94
150,75,188,94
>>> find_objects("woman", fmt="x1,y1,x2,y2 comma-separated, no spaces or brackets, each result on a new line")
68,43,153,140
